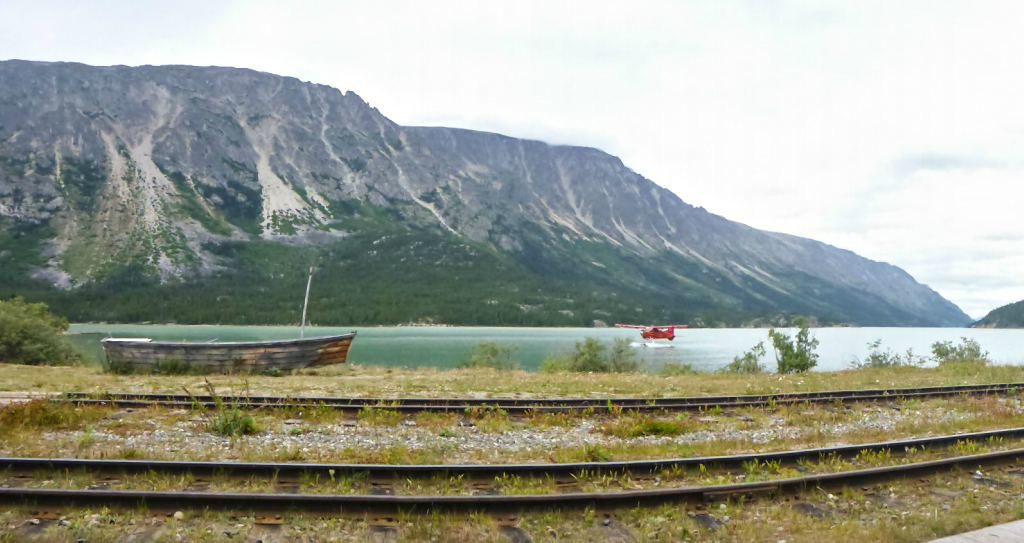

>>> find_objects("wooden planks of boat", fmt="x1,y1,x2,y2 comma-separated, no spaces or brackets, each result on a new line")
101,333,356,374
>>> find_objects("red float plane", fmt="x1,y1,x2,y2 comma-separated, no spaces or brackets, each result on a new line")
614,324,689,341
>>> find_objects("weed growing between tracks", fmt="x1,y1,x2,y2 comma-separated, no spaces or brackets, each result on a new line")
0,401,105,435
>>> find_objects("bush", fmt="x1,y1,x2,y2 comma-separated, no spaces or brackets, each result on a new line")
768,318,819,374
0,297,80,365
541,338,639,373
932,337,989,365
661,362,699,376
457,342,519,370
607,338,640,372
722,342,766,374
850,339,926,369
207,408,259,437
189,381,260,437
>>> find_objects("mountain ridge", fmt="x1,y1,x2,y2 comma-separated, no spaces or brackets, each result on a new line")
974,300,1024,328
0,60,970,327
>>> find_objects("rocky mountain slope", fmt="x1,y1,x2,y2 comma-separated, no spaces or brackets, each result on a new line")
974,301,1024,328
0,60,970,326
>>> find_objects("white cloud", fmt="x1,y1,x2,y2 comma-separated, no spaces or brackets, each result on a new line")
1,0,1022,317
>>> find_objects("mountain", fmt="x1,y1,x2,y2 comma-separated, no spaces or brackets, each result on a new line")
0,60,970,327
974,301,1024,328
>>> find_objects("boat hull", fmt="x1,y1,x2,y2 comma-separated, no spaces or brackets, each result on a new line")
101,333,356,374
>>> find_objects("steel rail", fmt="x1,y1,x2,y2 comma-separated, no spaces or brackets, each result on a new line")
1,426,1021,479
2,447,1022,513
58,385,1024,413
62,382,1024,408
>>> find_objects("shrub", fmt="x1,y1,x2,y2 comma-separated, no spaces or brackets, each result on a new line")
0,297,80,365
722,342,766,374
541,338,639,373
457,342,519,370
850,339,926,369
189,381,260,437
207,408,259,437
768,318,819,374
932,337,989,365
661,362,699,376
607,338,640,372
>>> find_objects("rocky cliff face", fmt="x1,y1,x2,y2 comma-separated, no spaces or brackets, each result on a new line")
0,60,970,326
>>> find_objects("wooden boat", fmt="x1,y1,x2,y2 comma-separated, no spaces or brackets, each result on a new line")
101,333,356,374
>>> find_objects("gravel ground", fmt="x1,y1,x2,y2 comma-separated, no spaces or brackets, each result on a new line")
22,403,979,464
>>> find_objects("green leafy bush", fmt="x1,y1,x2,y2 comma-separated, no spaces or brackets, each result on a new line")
0,297,79,365
189,381,261,437
606,338,640,372
850,339,926,369
457,342,519,370
931,337,989,365
207,408,259,437
768,318,819,374
722,342,766,374
661,362,699,376
541,338,639,373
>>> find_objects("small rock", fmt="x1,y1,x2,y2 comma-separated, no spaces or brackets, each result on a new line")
172,511,185,520
29,518,40,525
689,512,723,530
793,502,831,519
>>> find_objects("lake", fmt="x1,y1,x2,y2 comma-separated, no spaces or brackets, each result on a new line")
67,324,1024,372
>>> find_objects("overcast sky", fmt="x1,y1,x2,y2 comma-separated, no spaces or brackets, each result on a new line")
2,0,1022,318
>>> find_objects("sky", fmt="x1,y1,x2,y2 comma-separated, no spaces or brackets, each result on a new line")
1,0,1022,318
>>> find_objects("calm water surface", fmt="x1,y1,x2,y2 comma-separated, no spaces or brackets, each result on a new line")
68,324,1024,372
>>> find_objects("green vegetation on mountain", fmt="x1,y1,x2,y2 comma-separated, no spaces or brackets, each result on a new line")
975,300,1024,328
0,61,972,327
0,219,770,326
0,207,975,327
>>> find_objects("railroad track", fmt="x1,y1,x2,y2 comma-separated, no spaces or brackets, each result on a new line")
59,382,1024,413
2,426,1023,479
1,447,1022,513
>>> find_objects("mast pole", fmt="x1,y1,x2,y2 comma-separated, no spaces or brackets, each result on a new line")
300,265,314,338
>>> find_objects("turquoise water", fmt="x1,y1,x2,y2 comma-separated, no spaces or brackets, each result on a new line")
68,324,1024,372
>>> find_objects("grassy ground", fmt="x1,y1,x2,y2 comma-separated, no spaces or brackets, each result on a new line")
1,360,1022,398
3,363,1024,541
